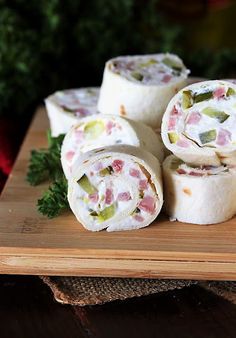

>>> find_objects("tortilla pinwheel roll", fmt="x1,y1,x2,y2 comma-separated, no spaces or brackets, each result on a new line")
161,80,236,166
61,114,164,178
68,145,163,232
97,54,189,129
163,155,236,224
45,87,99,136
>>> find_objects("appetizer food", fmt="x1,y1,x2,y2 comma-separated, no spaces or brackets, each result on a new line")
161,80,236,166
97,53,189,129
61,114,164,178
45,87,99,136
163,155,236,224
68,145,163,231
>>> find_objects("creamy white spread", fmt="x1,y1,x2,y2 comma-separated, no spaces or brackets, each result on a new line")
62,116,138,177
51,87,99,117
74,157,158,229
109,54,189,86
167,82,236,149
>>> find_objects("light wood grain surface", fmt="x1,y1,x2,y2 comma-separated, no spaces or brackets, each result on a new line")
0,107,236,279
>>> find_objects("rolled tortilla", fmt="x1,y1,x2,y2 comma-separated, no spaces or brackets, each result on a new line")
161,80,236,166
61,114,164,178
68,145,163,232
45,87,99,136
163,155,236,224
97,53,189,129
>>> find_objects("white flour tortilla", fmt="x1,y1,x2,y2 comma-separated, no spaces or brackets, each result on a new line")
45,87,99,136
61,114,164,178
161,80,236,166
68,145,163,232
163,155,236,224
98,54,189,129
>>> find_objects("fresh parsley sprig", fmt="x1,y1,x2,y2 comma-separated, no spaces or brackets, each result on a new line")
37,176,69,218
27,131,65,185
27,131,70,218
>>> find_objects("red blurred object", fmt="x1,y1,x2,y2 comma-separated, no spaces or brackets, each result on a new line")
0,116,29,193
209,0,232,9
0,119,15,176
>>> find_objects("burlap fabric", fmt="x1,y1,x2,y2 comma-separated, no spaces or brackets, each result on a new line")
41,276,196,306
41,276,236,306
200,281,236,305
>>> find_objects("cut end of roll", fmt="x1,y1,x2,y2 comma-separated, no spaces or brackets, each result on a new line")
161,80,236,166
68,145,163,232
45,87,100,136
98,53,189,129
61,114,165,179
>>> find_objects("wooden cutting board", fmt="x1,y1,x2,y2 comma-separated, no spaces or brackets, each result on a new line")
0,107,236,280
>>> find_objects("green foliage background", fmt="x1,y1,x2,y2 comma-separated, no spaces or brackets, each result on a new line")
1,0,236,117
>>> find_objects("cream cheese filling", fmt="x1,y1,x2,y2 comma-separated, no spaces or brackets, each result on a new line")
109,54,189,86
73,157,159,229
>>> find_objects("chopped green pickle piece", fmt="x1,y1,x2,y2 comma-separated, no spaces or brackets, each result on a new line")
134,207,141,214
226,87,236,96
171,158,184,170
77,174,97,194
99,166,114,176
97,204,116,222
193,91,213,103
139,59,158,68
131,71,144,81
139,191,144,199
131,207,141,216
168,132,179,144
90,210,98,216
63,106,76,113
162,58,182,72
172,66,182,72
199,129,216,144
182,90,193,109
84,121,105,139
202,107,229,123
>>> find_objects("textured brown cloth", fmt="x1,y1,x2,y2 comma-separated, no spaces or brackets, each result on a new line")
41,276,196,306
200,281,236,305
41,276,236,306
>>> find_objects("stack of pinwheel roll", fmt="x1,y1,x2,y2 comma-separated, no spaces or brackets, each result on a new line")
45,52,236,230
161,80,236,224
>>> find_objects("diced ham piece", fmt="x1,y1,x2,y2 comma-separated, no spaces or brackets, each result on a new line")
139,179,148,190
75,130,84,143
170,106,180,116
61,104,72,111
168,117,177,130
189,171,204,176
66,151,75,162
88,192,99,203
112,159,124,173
176,139,190,148
216,128,231,146
177,168,186,175
117,192,131,201
129,168,140,178
75,108,90,117
138,195,156,214
94,161,103,171
106,121,115,135
214,87,225,99
201,165,212,170
125,61,135,70
186,112,201,125
134,214,144,222
105,188,114,205
162,74,172,83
